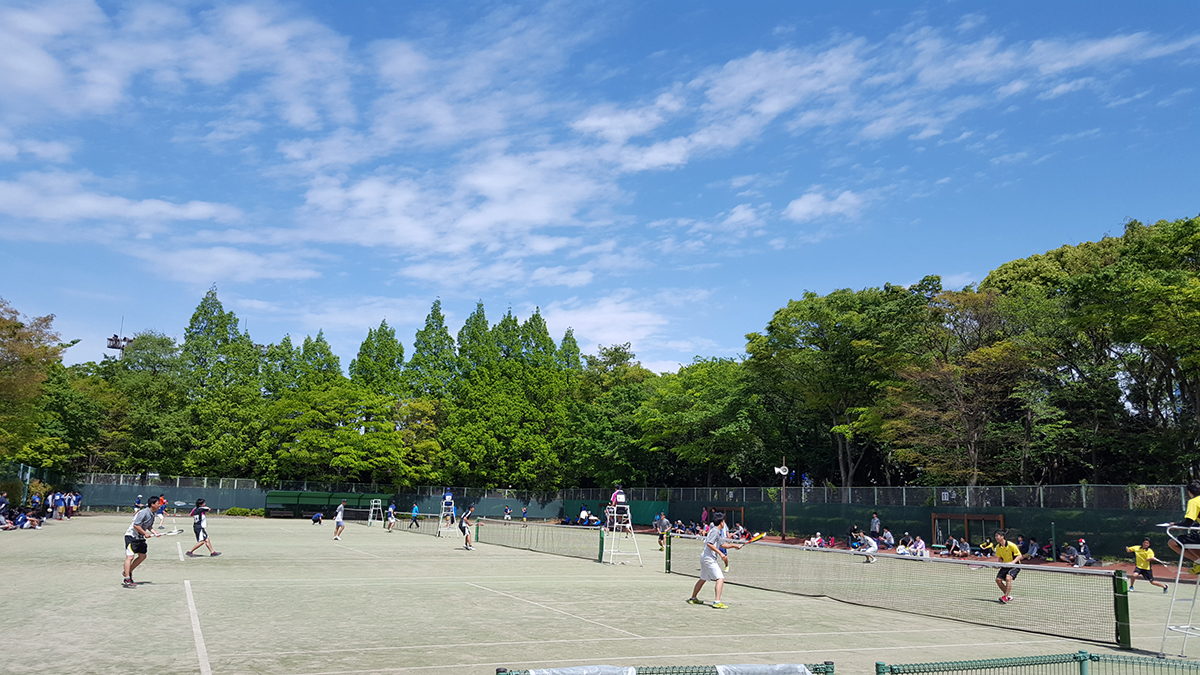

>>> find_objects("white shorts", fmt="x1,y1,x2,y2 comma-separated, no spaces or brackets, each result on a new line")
504,515,511,520
335,520,344,527
387,515,396,523
700,557,724,581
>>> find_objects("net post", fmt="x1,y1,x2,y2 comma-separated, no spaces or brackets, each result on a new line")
598,527,605,564
665,532,672,573
1113,571,1132,649
823,661,834,674
1077,650,1090,675
875,662,889,675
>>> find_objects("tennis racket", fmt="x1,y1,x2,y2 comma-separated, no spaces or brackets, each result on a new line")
161,528,185,536
723,532,766,570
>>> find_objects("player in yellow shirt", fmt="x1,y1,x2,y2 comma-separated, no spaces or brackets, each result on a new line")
1169,481,1200,575
993,529,1023,604
1126,538,1169,593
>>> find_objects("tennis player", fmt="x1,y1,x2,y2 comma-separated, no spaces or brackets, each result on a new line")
333,499,346,540
687,512,743,609
409,502,420,528
522,506,528,525
386,502,397,532
1127,538,1168,592
855,531,878,563
123,495,161,588
504,505,512,521
154,494,167,529
186,499,221,557
1169,481,1200,575
994,529,1023,604
459,505,476,550
657,512,671,551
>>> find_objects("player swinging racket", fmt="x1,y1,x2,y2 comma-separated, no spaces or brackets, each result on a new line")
687,512,744,609
459,505,476,550
1127,538,1169,592
186,499,221,557
994,529,1023,604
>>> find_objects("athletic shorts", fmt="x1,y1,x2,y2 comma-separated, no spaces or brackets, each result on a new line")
459,522,468,535
1136,567,1155,580
387,515,396,523
700,557,724,581
997,566,1019,580
125,536,148,556
195,527,208,542
335,520,344,527
1178,532,1200,545
504,515,511,520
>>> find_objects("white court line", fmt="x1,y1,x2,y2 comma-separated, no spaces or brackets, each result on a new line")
217,626,994,658
290,638,1071,675
466,582,642,638
177,541,184,561
334,543,381,558
184,580,213,675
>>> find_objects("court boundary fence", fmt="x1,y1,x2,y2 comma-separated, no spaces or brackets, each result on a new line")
876,651,1200,675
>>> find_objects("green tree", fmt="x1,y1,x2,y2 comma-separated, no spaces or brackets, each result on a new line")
405,300,458,398
0,297,70,459
350,320,406,398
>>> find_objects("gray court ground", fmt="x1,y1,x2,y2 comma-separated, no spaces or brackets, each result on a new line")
2,514,1196,675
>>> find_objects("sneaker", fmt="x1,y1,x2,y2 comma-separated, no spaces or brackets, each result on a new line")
999,596,1009,604
1164,586,1171,594
712,602,728,609
464,545,471,550
122,578,136,588
686,598,704,605
210,552,221,557
333,536,340,540
185,551,196,557
659,546,664,551
1191,563,1200,575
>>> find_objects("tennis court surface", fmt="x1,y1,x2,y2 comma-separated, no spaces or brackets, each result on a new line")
2,514,1196,675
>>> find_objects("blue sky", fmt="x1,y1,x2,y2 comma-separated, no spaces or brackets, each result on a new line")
1,1,1197,372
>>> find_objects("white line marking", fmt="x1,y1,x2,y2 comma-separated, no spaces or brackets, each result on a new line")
289,638,1071,675
465,582,641,637
217,626,994,658
177,541,185,562
184,580,213,675
334,543,381,558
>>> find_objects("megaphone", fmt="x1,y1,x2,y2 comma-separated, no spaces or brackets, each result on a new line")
774,465,788,476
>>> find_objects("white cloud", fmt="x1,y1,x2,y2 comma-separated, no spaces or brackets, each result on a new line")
541,290,669,353
782,189,865,222
0,171,240,238
132,245,320,284
530,266,593,287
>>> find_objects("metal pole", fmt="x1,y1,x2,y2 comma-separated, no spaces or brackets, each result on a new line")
1050,521,1056,564
781,470,787,541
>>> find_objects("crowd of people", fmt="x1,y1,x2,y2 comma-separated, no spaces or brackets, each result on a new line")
0,489,83,531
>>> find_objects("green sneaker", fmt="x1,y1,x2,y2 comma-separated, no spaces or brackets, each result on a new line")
1191,563,1200,575
712,602,728,609
686,598,704,605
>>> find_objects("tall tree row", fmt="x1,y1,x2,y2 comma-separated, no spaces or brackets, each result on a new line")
3,215,1200,491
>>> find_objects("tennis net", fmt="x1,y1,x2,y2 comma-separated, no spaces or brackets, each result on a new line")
668,535,1128,646
394,512,448,536
477,518,603,562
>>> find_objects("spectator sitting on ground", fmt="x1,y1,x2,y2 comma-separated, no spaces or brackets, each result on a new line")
941,535,959,557
0,513,14,530
1058,542,1079,564
1026,537,1039,559
16,510,40,529
803,532,823,547
880,527,895,549
847,524,861,548
978,538,995,556
1075,539,1098,567
912,535,927,555
1016,534,1031,558
898,532,914,549
732,523,748,540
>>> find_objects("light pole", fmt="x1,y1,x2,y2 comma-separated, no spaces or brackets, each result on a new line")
774,460,788,541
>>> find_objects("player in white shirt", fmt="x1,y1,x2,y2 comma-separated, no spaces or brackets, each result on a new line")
186,499,221,557
333,499,346,540
686,512,743,609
